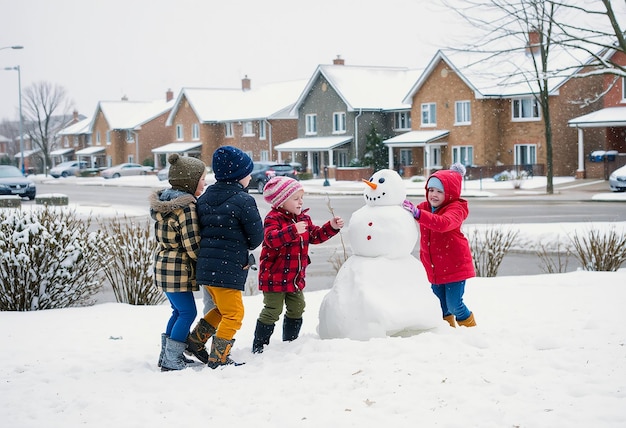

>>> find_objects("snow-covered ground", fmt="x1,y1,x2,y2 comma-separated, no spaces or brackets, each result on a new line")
1,174,625,427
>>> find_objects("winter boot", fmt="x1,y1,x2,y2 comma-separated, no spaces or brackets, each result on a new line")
282,317,303,342
443,315,456,328
161,337,188,371
252,320,275,354
186,318,216,364
457,312,476,327
207,337,243,369
158,333,167,368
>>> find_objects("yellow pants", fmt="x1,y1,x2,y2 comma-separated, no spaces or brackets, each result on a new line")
203,286,244,340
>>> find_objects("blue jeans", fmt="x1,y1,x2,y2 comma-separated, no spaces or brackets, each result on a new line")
431,280,471,322
165,291,198,342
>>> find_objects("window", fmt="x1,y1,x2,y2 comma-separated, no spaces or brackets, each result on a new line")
337,150,349,167
421,103,436,126
245,150,254,160
333,112,346,134
394,112,411,130
425,146,442,168
455,101,471,125
85,134,91,145
306,114,317,135
176,124,184,140
399,149,412,167
192,123,199,140
73,136,78,147
512,97,540,121
225,122,233,138
128,155,134,163
259,121,266,140
260,150,269,161
96,131,101,145
106,131,111,145
126,130,134,143
622,77,626,101
453,146,474,166
515,144,537,166
243,121,254,136
63,136,69,147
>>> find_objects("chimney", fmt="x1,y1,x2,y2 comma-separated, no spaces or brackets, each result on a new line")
242,75,251,91
333,55,345,65
73,110,79,122
526,30,541,56
121,94,128,101
166,88,174,102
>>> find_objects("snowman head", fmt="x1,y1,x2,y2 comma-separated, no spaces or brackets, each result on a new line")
362,169,406,207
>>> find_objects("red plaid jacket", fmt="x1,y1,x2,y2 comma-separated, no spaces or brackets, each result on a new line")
258,207,339,293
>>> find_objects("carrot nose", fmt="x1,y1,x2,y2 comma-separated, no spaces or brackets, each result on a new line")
362,179,377,190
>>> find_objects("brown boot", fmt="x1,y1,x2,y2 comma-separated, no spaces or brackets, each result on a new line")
186,319,216,364
443,315,456,328
457,312,476,327
207,337,244,369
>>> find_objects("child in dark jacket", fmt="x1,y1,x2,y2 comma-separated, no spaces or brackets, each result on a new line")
252,176,344,354
150,153,207,371
402,163,476,328
186,146,264,368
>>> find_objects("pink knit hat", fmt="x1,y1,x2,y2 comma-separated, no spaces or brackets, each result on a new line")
263,176,303,208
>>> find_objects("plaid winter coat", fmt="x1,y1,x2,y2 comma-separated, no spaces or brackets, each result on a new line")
259,207,339,293
417,169,475,285
150,189,201,293
195,181,264,291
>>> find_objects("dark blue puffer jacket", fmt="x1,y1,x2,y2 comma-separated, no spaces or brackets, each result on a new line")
196,181,264,290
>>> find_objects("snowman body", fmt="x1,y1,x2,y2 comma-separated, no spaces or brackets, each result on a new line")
318,169,443,340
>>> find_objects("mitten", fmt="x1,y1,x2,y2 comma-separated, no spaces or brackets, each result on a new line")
402,199,420,219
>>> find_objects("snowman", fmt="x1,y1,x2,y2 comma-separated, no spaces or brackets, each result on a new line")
317,169,443,340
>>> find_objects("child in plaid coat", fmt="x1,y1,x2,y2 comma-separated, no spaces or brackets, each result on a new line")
150,153,206,371
252,176,344,354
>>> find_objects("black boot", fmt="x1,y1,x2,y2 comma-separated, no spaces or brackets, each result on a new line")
207,337,244,369
186,319,216,364
252,320,275,354
282,317,303,342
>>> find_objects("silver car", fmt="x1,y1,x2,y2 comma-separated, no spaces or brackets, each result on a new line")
50,160,88,178
608,165,626,192
100,163,153,179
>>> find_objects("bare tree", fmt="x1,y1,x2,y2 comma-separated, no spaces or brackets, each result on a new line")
22,81,73,173
442,0,626,194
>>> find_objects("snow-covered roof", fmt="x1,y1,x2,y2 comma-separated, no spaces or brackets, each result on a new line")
292,64,421,114
76,146,106,155
166,79,307,125
383,130,450,147
275,136,353,152
0,134,10,143
57,117,93,135
92,99,174,130
404,46,597,103
568,107,626,128
50,148,75,156
151,142,202,154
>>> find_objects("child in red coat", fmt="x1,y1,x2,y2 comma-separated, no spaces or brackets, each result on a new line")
402,163,476,328
252,176,344,353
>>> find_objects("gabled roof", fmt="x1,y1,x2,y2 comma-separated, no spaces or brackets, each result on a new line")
166,79,307,125
291,64,422,115
58,116,93,135
403,46,596,103
568,106,626,128
91,99,174,130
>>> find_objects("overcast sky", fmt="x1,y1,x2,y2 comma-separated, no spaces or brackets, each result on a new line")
0,0,476,121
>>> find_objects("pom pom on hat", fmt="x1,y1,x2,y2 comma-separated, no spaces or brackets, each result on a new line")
212,146,254,182
168,153,206,194
263,176,303,208
450,162,466,177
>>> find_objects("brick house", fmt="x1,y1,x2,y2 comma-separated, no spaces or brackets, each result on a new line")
158,77,305,169
53,111,90,165
389,46,604,178
568,48,626,179
279,56,420,177
79,91,174,168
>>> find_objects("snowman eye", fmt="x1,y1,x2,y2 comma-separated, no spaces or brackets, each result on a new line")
368,176,374,182
378,177,385,184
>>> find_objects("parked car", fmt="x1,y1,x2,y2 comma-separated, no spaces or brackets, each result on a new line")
157,165,169,181
609,165,626,192
49,160,88,178
0,165,36,200
249,161,298,194
100,163,153,179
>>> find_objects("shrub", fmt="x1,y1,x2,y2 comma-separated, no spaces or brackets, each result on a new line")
0,207,108,311
569,227,626,272
99,215,166,305
536,240,571,274
468,225,519,277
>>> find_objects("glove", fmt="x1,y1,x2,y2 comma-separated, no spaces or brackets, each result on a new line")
402,199,420,219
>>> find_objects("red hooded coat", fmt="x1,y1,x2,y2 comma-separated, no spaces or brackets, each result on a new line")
416,168,475,285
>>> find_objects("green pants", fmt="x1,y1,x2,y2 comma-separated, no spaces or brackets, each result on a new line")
258,290,305,325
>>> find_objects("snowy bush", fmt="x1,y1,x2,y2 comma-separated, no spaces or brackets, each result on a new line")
536,240,571,274
99,215,166,305
0,207,108,311
569,227,626,272
467,225,519,277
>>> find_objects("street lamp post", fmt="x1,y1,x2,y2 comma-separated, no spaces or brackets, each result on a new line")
4,65,25,174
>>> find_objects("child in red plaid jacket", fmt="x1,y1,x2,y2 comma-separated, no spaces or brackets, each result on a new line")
252,176,344,354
